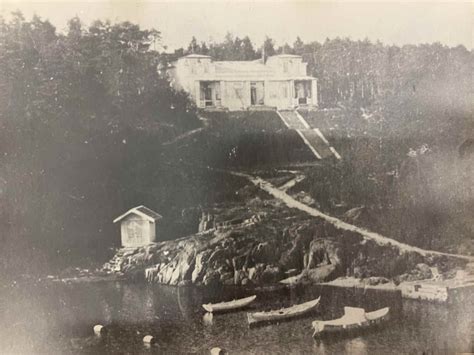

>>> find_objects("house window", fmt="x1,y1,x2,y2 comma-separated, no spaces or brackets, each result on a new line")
215,83,221,101
233,82,244,98
200,81,221,107
250,81,265,105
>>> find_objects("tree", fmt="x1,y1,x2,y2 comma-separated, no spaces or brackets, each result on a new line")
241,36,258,60
261,36,276,62
187,36,200,54
293,36,304,55
0,13,200,276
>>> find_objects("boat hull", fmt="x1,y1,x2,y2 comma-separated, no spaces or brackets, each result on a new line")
202,295,257,313
247,297,321,325
312,307,390,337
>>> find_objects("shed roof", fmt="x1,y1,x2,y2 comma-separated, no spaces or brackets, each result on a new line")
113,205,163,223
180,54,212,59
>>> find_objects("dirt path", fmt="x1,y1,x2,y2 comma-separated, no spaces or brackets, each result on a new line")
278,172,306,192
229,170,474,262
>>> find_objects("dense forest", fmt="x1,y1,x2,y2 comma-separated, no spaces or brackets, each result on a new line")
0,14,472,277
180,33,472,113
0,13,203,276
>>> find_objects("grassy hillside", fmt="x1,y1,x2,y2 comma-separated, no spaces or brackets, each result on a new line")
296,107,474,255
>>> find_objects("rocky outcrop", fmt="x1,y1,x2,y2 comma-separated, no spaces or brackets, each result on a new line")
102,197,467,287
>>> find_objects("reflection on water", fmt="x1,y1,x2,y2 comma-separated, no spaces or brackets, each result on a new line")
203,312,214,326
344,337,367,355
0,281,473,354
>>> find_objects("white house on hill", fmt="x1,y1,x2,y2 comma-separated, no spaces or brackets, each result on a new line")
113,206,162,247
168,54,318,110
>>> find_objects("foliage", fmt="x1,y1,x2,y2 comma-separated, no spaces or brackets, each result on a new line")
183,32,260,61
0,13,201,275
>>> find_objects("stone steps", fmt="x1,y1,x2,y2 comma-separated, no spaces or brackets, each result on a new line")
277,110,340,160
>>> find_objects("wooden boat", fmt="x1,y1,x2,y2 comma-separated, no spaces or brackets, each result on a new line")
247,296,321,325
202,295,256,313
312,306,389,337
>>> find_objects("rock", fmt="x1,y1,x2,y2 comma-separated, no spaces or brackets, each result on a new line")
279,243,304,271
143,335,155,344
100,198,463,288
251,242,278,264
210,347,226,355
306,264,337,283
285,269,299,277
248,264,265,282
260,265,282,283
343,206,367,223
233,269,245,285
220,272,234,285
232,253,249,271
169,245,196,285
366,276,390,286
241,278,250,286
465,262,474,275
415,263,432,279
203,271,220,286
93,325,107,336
207,248,226,266
293,191,316,206
305,239,330,269
353,266,368,279
192,250,212,283
305,239,341,270
199,212,215,232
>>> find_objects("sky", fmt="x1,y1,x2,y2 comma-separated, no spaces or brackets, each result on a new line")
0,1,472,50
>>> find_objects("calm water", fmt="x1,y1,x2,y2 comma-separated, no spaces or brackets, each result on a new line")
0,280,473,354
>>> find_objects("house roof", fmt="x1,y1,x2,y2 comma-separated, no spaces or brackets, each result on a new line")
269,54,302,58
181,54,212,59
214,61,274,76
113,205,163,223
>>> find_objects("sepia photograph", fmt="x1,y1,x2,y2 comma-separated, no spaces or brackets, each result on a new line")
0,0,473,353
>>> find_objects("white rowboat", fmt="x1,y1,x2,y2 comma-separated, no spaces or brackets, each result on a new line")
247,296,321,325
312,306,390,337
202,295,257,313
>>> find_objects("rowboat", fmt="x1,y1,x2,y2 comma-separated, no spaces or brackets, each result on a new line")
202,295,257,313
312,306,389,337
247,296,321,325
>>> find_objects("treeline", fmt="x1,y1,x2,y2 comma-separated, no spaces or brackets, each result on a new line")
178,34,472,110
0,13,201,275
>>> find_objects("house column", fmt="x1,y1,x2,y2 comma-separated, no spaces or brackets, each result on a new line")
290,80,296,108
264,80,269,107
220,81,226,107
194,81,202,108
244,81,251,109
311,79,318,107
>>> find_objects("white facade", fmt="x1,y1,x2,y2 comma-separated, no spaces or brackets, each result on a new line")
113,206,162,247
168,54,318,110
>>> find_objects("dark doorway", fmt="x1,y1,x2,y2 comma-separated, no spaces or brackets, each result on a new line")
250,81,265,106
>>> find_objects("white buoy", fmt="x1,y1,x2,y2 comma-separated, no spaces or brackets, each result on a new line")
93,324,107,336
143,335,155,345
210,347,225,355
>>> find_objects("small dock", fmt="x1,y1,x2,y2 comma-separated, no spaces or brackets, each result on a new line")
323,275,474,304
400,278,474,304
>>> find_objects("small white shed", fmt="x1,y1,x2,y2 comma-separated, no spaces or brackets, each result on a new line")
113,205,162,247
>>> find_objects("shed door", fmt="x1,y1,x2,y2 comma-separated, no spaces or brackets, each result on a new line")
127,220,143,244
